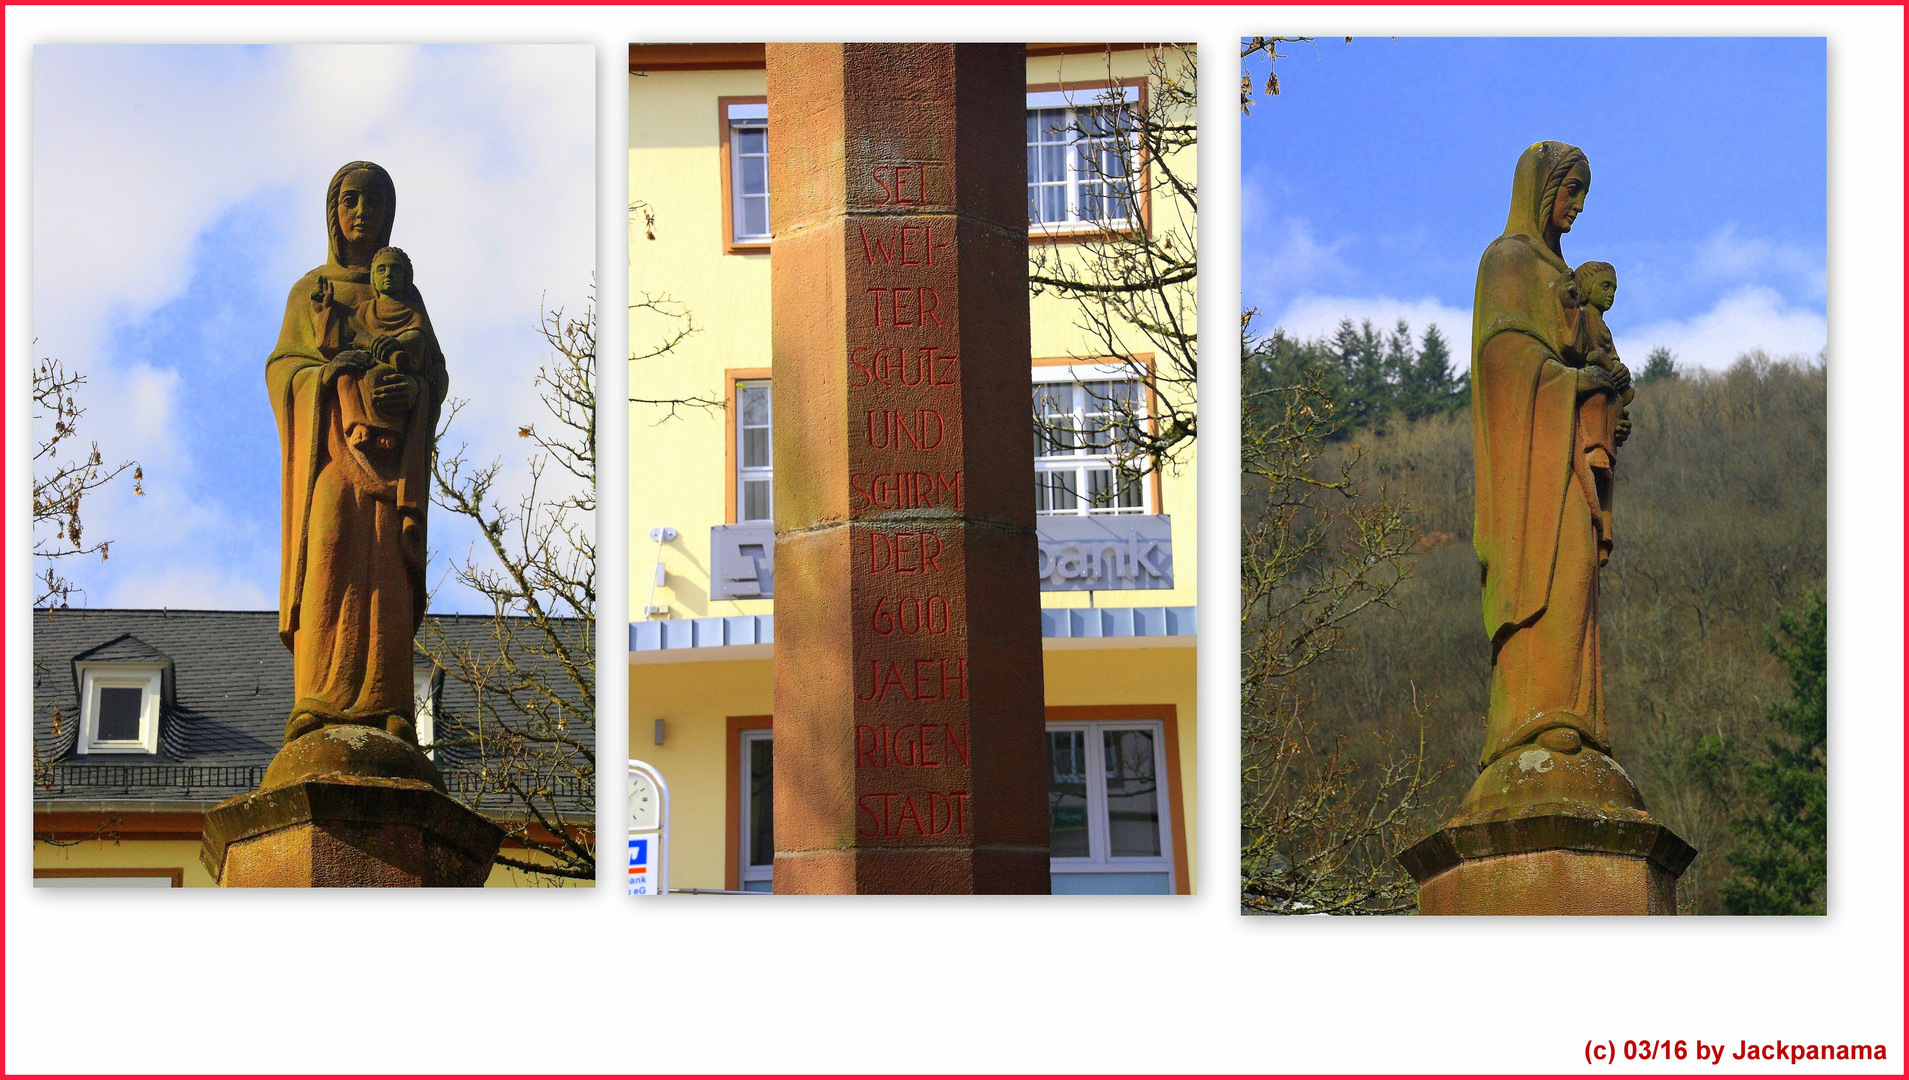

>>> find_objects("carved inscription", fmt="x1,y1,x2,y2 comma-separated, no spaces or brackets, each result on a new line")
857,723,972,769
849,346,958,389
869,164,937,207
857,791,970,838
852,167,972,844
854,658,968,703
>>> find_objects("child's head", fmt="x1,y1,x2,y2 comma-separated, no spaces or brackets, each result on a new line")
1574,261,1617,312
370,246,413,297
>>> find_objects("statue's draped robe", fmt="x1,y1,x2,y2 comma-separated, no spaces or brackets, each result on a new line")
268,183,446,732
1470,141,1611,768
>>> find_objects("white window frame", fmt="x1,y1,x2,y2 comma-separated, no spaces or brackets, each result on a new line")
738,729,774,892
728,102,770,244
735,379,774,523
1032,364,1151,516
1047,718,1175,890
76,662,162,755
1026,85,1141,235
413,666,437,759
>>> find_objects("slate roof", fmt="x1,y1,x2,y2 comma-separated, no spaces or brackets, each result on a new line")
32,608,594,815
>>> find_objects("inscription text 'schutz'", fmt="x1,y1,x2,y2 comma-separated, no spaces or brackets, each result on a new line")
850,346,958,390
858,790,970,838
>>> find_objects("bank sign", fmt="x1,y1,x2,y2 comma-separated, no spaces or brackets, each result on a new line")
711,515,1172,599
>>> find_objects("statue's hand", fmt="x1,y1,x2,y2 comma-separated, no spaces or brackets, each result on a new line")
371,369,419,414
309,276,334,314
1578,364,1615,397
1615,407,1633,447
1610,359,1633,397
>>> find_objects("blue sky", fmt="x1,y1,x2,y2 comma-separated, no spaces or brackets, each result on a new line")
33,45,595,612
1242,37,1828,370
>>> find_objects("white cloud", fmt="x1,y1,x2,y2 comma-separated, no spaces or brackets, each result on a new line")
108,566,274,611
1243,217,1356,314
1616,285,1827,372
1269,293,1473,346
1696,223,1827,301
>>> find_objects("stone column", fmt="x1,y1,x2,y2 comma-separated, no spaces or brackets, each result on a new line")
767,43,1049,893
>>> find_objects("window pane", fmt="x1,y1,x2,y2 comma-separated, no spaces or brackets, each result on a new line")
740,155,767,197
736,126,765,156
743,428,771,469
1037,471,1078,513
1048,730,1089,858
740,385,769,426
96,686,143,742
1102,729,1161,857
742,480,772,522
741,196,768,239
748,739,774,867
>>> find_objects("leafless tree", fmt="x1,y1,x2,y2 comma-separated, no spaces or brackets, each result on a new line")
628,201,723,421
1239,37,1331,112
424,295,597,884
1027,45,1196,493
1240,312,1449,914
33,355,143,606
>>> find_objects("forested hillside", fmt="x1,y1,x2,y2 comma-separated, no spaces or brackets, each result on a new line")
1245,335,1826,915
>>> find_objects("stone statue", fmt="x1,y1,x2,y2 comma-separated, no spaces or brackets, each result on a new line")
1396,142,1694,911
267,161,447,747
199,163,499,886
1469,139,1633,775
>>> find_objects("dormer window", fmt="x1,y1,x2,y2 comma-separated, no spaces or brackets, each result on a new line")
77,663,162,755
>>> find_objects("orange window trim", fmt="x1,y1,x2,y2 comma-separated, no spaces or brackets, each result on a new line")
1046,703,1191,895
1031,353,1164,514
724,368,773,525
728,703,1190,895
725,714,774,890
1024,75,1153,246
717,96,771,256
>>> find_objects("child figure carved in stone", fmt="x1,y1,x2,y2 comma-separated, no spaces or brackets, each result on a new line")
1565,260,1633,565
310,246,435,455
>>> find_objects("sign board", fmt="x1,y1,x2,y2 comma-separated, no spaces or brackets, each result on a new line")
628,759,669,896
710,514,1172,599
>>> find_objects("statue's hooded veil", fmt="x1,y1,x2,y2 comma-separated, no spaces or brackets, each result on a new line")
1470,141,1589,642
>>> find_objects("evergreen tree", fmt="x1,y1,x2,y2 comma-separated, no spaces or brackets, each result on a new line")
1639,345,1679,383
1401,323,1463,420
1718,593,1828,915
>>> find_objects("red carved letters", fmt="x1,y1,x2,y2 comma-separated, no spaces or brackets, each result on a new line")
854,658,968,703
850,471,963,512
865,287,943,328
857,791,970,838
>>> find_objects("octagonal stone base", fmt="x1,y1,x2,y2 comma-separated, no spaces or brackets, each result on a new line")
201,775,503,888
1399,806,1695,915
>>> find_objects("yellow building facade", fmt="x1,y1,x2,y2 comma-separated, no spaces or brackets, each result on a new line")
628,43,1198,894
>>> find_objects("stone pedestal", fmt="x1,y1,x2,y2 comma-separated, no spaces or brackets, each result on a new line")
1399,743,1696,914
766,43,1049,893
200,726,502,887
1400,807,1694,915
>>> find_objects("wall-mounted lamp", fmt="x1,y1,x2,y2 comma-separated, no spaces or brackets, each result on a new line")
643,527,678,617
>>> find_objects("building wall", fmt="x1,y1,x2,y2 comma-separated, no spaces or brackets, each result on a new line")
32,828,590,887
627,640,1198,892
627,47,1198,620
